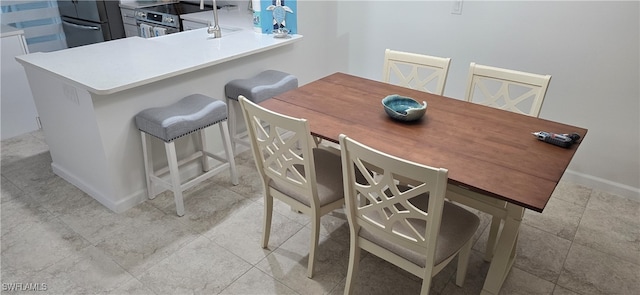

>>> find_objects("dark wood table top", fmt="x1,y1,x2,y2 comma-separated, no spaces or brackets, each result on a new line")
260,72,587,212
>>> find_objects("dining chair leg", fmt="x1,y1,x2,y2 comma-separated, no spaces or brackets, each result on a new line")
344,238,360,295
307,212,321,278
262,193,273,248
484,216,502,261
455,237,474,286
419,273,433,295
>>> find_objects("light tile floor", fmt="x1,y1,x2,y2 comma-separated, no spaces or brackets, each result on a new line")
1,130,639,294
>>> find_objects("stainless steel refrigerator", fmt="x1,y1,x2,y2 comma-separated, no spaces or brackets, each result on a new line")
57,0,125,48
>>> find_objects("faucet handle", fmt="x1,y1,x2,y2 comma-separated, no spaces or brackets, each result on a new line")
207,21,222,38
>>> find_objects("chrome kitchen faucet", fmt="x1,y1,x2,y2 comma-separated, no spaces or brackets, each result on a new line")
201,0,221,38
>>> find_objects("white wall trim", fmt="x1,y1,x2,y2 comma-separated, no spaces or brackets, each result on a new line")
51,162,146,213
51,148,237,213
562,169,640,202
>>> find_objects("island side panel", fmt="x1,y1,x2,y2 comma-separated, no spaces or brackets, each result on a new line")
22,66,118,210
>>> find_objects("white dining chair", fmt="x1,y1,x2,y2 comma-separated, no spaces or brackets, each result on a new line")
464,62,551,117
238,95,345,278
339,134,479,295
462,62,551,262
382,49,452,95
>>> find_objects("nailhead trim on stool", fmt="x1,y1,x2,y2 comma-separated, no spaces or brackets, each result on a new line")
135,94,238,216
225,70,298,154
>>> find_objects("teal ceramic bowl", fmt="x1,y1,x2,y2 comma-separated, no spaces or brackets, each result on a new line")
381,95,427,122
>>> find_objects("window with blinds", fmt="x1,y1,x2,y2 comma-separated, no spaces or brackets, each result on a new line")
1,0,66,52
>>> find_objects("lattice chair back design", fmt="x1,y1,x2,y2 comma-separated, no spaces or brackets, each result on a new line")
382,49,452,95
464,62,552,117
238,96,345,278
339,134,479,295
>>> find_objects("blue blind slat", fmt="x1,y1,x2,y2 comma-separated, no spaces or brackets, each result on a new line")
27,38,66,53
1,7,59,23
1,0,66,52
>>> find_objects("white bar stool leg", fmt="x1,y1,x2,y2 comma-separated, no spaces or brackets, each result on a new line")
199,129,211,172
140,132,155,199
165,141,185,217
227,98,239,155
220,121,239,185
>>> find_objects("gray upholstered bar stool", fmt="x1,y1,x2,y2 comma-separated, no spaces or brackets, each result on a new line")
135,94,239,217
225,70,298,154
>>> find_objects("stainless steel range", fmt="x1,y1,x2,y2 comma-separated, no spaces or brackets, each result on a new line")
135,1,213,37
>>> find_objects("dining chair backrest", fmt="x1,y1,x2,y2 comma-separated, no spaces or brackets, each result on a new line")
239,95,346,279
340,133,448,251
464,62,552,117
382,49,452,95
239,95,319,205
340,133,472,294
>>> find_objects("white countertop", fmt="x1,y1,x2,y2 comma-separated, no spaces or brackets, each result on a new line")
1,24,24,38
16,28,302,95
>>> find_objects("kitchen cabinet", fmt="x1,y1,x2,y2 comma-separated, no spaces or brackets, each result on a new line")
1,25,39,140
119,7,138,37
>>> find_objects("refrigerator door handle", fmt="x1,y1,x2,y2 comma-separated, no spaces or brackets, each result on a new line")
63,20,100,30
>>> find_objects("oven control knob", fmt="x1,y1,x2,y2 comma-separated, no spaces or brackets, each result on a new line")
164,16,174,24
136,11,146,18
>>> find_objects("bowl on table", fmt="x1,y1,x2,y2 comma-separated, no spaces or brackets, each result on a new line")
381,94,427,122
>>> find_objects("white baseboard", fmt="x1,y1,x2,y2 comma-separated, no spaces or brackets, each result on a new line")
51,148,237,213
562,169,640,202
51,162,147,213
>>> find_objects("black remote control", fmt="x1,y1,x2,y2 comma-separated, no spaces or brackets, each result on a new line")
532,131,576,148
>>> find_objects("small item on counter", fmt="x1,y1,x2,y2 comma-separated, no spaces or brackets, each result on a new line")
532,131,581,148
267,0,294,31
254,0,297,34
252,0,262,33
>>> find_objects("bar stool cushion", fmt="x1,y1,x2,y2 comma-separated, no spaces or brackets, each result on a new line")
135,94,227,142
225,70,298,103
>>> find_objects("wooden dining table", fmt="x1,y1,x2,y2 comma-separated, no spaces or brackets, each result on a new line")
260,72,587,294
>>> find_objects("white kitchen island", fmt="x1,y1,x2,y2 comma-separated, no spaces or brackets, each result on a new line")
16,28,302,213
